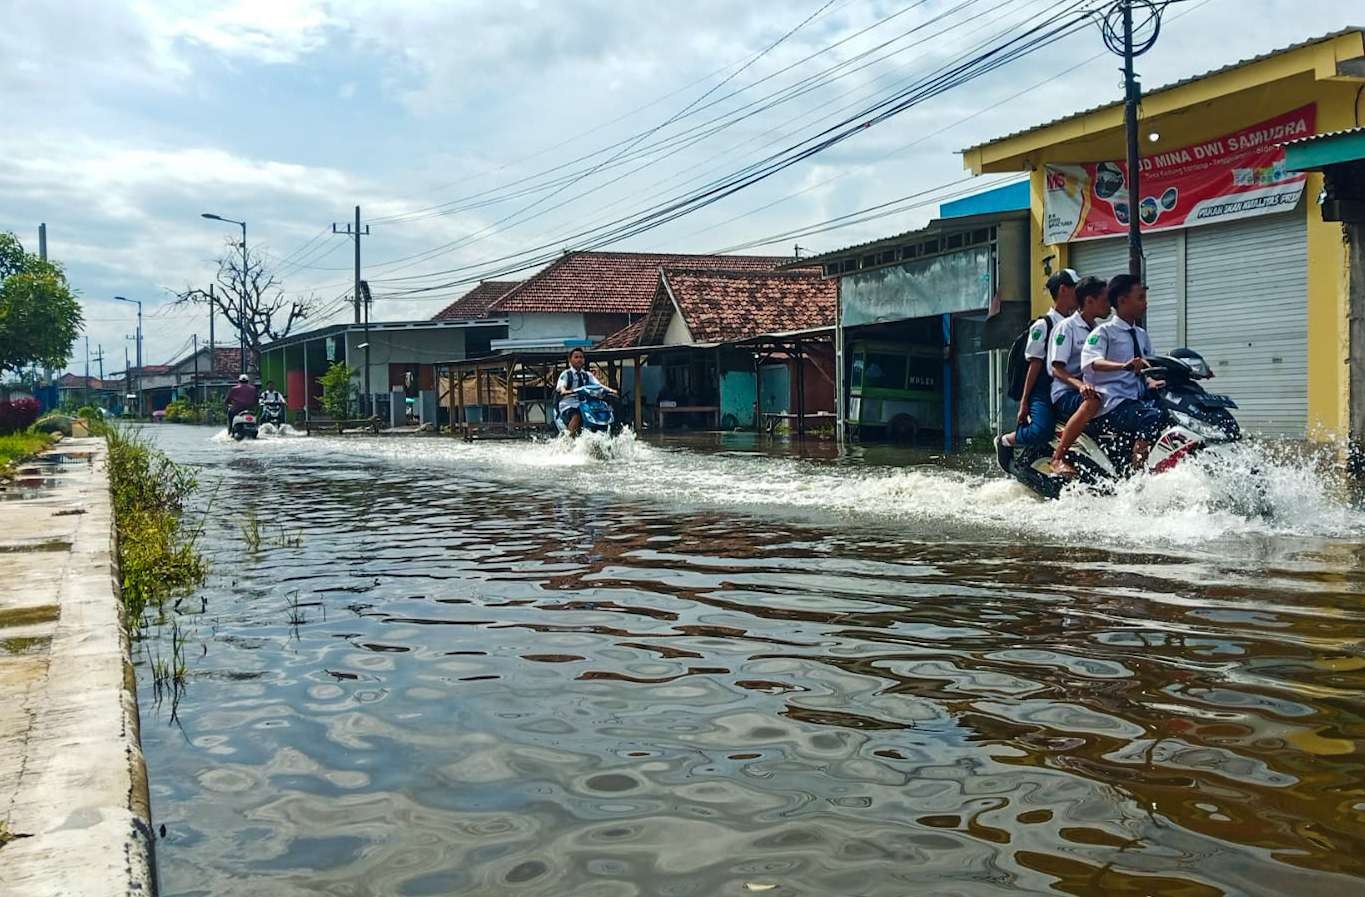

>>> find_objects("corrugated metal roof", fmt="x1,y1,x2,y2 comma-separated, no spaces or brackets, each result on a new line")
1282,126,1365,147
961,28,1364,155
784,209,1026,268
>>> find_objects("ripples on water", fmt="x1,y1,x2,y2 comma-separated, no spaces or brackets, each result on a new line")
137,427,1365,896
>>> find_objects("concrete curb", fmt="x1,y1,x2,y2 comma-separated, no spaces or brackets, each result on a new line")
0,438,157,896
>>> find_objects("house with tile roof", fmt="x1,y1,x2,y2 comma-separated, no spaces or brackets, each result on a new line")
461,250,793,353
593,266,837,431
432,281,523,321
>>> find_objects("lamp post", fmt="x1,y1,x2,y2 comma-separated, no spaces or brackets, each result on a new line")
113,296,142,417
201,212,249,375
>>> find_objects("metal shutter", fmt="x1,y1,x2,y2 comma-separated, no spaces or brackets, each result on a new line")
1185,210,1307,437
1069,232,1180,352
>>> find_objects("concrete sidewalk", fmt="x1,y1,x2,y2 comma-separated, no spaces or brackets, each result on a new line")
0,438,156,896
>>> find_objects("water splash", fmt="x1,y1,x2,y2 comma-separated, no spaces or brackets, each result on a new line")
270,433,1365,547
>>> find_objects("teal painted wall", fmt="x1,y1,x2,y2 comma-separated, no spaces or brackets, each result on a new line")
760,365,791,415
720,370,756,429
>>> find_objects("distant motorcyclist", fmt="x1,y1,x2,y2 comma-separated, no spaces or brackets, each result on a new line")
260,380,285,407
226,374,258,420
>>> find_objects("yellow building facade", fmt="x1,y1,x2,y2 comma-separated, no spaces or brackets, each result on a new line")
963,30,1365,439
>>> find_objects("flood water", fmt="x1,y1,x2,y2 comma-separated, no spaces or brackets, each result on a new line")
136,425,1365,896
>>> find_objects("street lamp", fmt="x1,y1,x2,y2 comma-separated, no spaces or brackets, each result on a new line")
113,296,142,417
201,212,249,375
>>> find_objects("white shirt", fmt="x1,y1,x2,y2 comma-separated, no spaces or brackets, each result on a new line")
260,390,285,404
556,366,602,408
1023,308,1067,363
1082,315,1155,416
1047,312,1096,403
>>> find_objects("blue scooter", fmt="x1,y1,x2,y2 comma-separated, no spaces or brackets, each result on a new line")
554,385,617,436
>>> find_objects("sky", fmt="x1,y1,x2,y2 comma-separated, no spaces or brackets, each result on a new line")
0,0,1354,373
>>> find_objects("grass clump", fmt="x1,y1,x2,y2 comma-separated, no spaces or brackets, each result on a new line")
105,425,206,619
0,431,54,470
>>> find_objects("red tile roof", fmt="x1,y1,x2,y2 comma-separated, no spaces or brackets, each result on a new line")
645,268,835,345
594,318,646,349
432,280,522,320
57,374,121,390
491,251,793,315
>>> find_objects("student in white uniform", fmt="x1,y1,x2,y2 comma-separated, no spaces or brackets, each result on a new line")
994,269,1080,472
1081,273,1165,469
556,347,616,436
1046,276,1110,477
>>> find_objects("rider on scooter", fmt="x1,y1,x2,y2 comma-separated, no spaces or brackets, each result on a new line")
226,374,258,421
1081,274,1166,470
556,347,616,437
260,380,285,407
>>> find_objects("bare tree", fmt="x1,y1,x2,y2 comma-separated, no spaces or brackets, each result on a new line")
176,238,319,363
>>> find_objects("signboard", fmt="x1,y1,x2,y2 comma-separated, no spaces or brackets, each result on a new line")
1044,105,1315,244
841,245,993,327
325,336,338,362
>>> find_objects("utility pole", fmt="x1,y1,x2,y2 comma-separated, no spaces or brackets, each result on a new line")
1101,0,1163,279
359,280,373,419
193,334,200,405
39,224,50,396
199,213,248,374
333,206,372,415
94,345,105,380
84,336,90,407
1121,0,1142,278
124,346,131,416
115,296,144,417
332,206,370,325
209,283,216,354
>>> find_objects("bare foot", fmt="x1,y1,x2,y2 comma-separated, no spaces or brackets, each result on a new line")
1050,457,1078,478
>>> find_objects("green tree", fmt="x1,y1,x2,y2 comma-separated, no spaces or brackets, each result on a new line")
0,233,82,374
318,362,357,419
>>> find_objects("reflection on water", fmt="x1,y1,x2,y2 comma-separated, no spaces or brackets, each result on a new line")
136,426,1365,896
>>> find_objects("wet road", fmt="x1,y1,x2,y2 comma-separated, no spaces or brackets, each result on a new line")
136,425,1365,896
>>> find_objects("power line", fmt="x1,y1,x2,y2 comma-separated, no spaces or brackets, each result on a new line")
365,0,1024,277
365,1,1099,296
366,0,933,226
359,0,1069,292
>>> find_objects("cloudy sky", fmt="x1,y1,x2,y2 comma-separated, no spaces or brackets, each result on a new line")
0,0,1353,371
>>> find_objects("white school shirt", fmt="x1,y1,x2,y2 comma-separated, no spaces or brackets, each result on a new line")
1047,312,1095,403
556,366,602,408
1081,315,1155,416
1023,308,1067,363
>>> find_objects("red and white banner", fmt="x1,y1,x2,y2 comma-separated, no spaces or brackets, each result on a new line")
1043,105,1315,244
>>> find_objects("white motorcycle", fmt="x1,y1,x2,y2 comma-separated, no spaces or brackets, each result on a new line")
229,408,259,441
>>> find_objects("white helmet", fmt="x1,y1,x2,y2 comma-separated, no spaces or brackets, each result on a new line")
238,374,249,382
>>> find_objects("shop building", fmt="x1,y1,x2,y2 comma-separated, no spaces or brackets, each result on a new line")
962,29,1365,439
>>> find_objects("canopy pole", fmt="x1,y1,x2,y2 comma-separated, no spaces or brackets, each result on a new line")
633,357,643,432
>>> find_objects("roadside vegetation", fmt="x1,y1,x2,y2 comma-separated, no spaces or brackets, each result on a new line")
163,398,225,425
0,397,51,472
0,432,54,471
319,362,357,419
103,423,206,619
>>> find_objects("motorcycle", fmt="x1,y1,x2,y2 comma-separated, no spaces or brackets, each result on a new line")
554,384,617,437
1009,348,1240,499
229,408,259,441
259,400,286,433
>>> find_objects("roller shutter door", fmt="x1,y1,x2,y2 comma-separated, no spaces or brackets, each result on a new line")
1069,232,1179,352
1185,211,1307,437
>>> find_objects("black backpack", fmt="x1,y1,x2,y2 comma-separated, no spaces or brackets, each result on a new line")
1005,315,1055,401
